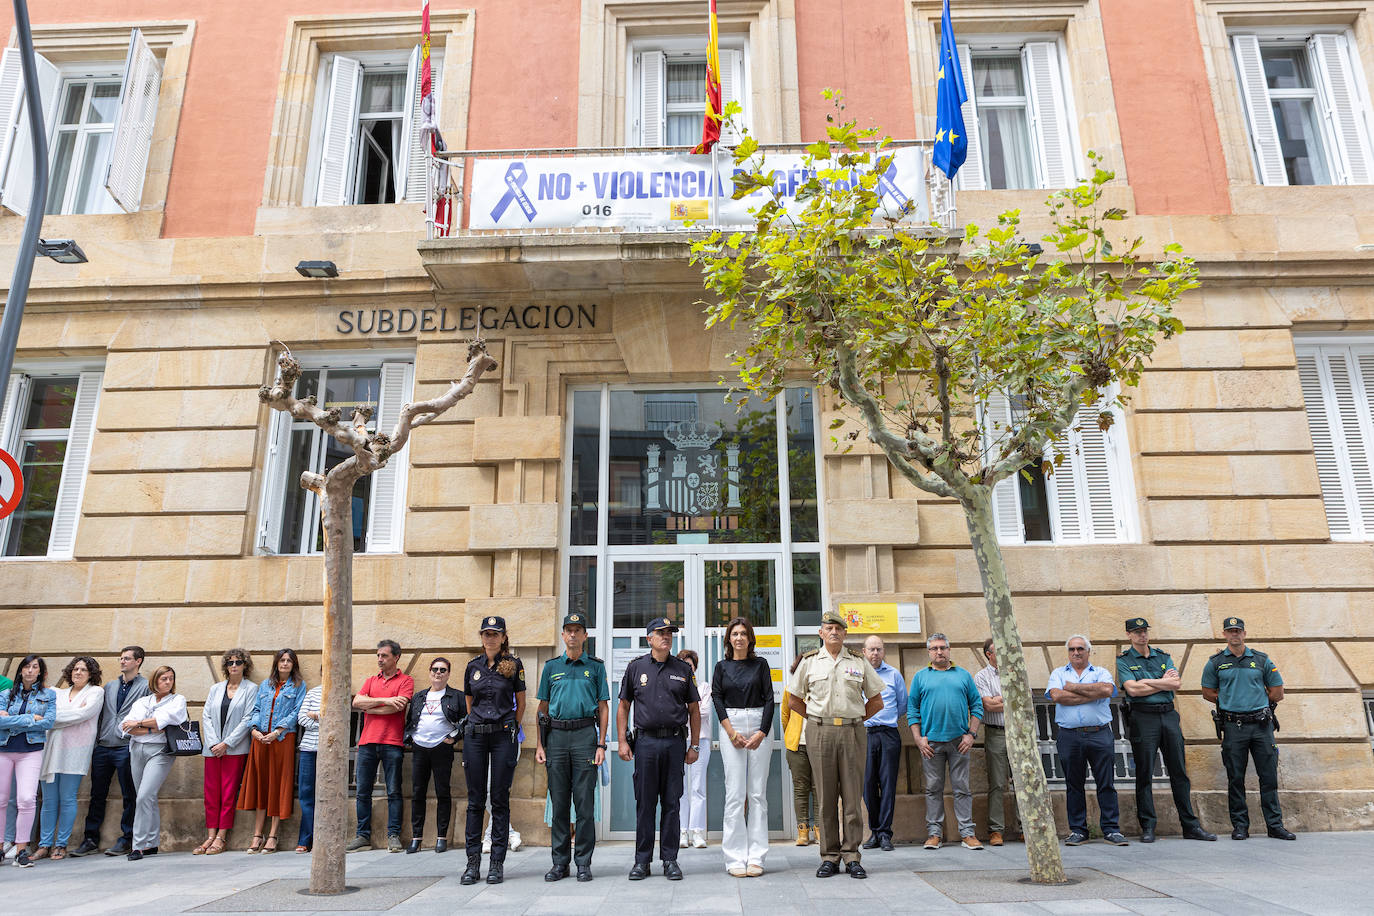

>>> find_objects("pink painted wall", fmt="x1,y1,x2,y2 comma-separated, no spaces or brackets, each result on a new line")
1,1,582,238
794,0,916,140
1098,0,1230,215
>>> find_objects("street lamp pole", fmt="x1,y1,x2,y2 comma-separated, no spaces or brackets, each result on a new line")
0,0,50,420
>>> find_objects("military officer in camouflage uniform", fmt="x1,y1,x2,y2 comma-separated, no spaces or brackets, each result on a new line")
1200,617,1295,841
1117,617,1215,843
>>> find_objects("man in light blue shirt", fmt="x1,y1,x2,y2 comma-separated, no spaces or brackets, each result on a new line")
907,633,984,849
862,636,907,851
1046,634,1128,847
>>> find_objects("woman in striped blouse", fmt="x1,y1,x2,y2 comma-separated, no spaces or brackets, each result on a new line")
294,684,322,853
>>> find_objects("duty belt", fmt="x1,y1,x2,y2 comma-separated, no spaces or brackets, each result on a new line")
550,716,596,730
1221,708,1271,724
807,714,863,726
1131,702,1173,714
467,721,513,735
638,725,686,739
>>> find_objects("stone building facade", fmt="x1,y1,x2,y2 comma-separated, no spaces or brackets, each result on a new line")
0,0,1371,848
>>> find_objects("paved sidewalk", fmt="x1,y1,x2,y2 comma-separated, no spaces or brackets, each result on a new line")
14,830,1374,915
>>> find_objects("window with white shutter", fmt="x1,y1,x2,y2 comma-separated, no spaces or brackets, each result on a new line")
956,38,1079,191
308,47,442,206
257,355,413,555
983,387,1136,545
0,366,103,558
1295,342,1374,540
1231,29,1374,186
629,38,749,147
0,29,162,216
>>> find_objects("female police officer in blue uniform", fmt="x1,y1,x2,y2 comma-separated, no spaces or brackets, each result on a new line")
461,616,526,885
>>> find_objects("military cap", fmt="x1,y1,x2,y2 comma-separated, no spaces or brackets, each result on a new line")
1125,617,1150,632
1221,616,1245,631
820,610,848,629
562,613,589,630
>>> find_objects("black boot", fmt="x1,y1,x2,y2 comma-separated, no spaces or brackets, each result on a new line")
461,855,481,885
487,860,504,884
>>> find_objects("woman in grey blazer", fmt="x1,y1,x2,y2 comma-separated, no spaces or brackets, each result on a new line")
195,650,258,855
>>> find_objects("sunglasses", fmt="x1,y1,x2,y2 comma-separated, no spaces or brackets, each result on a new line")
430,667,449,674
226,659,246,666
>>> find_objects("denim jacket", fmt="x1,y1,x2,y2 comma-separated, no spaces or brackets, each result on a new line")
0,685,57,747
250,678,309,739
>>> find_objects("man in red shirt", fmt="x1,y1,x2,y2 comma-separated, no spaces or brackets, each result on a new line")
347,640,415,852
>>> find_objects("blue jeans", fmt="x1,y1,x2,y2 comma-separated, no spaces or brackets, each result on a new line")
354,743,403,839
296,750,316,848
39,773,82,847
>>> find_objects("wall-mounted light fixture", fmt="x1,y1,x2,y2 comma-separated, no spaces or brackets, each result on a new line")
295,260,339,279
36,238,87,264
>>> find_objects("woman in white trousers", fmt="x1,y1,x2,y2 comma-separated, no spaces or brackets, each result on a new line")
677,650,711,849
711,618,774,877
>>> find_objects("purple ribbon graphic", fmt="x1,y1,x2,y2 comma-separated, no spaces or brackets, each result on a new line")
490,162,537,223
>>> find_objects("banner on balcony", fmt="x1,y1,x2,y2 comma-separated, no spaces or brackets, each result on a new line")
468,147,930,230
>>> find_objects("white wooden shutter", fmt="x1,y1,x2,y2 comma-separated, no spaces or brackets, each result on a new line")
637,50,665,147
1309,33,1374,186
401,45,443,202
0,372,27,453
1297,349,1353,537
0,50,26,195
719,48,745,145
955,44,986,191
1047,424,1083,542
1075,399,1122,540
315,55,362,206
1232,34,1287,186
1023,40,1074,188
1348,350,1374,535
365,361,413,553
1297,345,1374,539
0,51,59,217
982,392,1024,544
105,28,162,213
256,408,292,554
46,370,101,558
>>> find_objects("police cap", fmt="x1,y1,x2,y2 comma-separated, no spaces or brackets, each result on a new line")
645,616,679,635
562,613,588,630
479,615,507,634
1222,616,1245,631
1125,617,1150,632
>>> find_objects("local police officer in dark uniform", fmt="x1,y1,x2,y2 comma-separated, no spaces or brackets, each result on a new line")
617,617,701,881
536,612,608,883
1200,617,1295,841
461,615,526,885
1117,617,1216,843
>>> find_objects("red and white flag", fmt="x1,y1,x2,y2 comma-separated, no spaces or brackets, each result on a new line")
692,0,722,154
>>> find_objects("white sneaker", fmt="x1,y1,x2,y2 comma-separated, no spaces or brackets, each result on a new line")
509,829,522,851
2,843,12,857
680,830,690,849
691,829,707,848
481,828,491,855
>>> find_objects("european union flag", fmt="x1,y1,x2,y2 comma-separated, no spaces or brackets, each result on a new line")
932,0,968,180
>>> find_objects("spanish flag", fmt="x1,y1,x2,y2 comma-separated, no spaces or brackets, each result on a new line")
693,0,722,154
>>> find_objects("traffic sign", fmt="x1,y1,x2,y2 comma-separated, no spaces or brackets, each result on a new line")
0,447,22,521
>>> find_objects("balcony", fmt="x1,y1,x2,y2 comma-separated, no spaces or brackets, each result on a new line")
415,142,957,295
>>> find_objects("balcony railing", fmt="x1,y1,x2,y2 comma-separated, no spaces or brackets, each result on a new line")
424,140,956,241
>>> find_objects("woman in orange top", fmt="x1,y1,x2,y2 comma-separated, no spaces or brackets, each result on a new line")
237,649,307,853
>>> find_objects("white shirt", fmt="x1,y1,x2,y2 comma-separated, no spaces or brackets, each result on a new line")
297,686,322,752
40,683,103,781
413,688,451,748
122,693,188,744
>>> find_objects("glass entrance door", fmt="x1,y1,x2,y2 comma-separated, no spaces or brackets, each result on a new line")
603,552,788,839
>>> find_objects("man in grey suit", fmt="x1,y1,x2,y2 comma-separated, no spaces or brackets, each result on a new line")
70,646,148,857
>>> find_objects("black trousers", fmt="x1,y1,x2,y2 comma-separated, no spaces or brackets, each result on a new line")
463,727,518,862
410,741,455,840
632,734,685,865
1221,718,1282,830
863,725,900,840
1128,708,1200,832
1057,726,1119,834
546,726,598,867
83,744,135,845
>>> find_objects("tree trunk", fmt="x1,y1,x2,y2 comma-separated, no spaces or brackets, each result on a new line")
963,487,1067,884
309,473,357,895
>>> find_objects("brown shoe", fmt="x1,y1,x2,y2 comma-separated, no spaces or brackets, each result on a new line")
924,834,942,849
961,836,984,850
31,847,50,861
796,826,809,846
988,832,1003,847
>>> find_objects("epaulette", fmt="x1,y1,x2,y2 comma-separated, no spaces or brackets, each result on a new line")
798,649,819,660
1208,647,1228,658
586,654,603,664
1118,648,1131,657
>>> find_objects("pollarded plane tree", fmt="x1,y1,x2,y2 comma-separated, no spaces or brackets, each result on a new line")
258,339,498,895
692,99,1196,883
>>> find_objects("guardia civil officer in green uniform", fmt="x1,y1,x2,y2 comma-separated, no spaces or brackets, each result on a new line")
1117,617,1216,843
535,613,608,883
1200,617,1295,841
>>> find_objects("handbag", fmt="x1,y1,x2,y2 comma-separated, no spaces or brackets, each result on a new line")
165,720,203,756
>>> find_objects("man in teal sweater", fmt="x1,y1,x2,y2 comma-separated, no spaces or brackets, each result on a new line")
907,633,983,850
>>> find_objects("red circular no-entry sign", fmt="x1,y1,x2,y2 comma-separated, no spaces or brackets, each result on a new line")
0,448,22,521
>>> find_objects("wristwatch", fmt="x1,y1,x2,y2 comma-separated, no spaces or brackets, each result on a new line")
596,743,607,750
689,744,700,752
